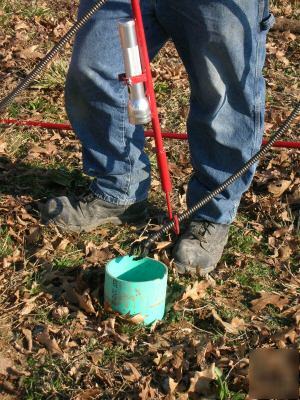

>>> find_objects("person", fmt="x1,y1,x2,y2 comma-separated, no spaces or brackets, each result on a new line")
41,0,274,275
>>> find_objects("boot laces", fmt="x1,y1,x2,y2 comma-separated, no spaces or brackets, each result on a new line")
80,192,97,203
191,221,214,247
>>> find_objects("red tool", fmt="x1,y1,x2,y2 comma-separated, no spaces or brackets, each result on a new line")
118,0,178,232
1,118,300,149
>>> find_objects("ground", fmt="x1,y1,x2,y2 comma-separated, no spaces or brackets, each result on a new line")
0,0,299,399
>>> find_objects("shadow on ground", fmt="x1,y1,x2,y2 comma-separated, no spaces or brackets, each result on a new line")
0,156,90,200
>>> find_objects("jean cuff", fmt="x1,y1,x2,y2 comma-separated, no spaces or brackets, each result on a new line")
89,181,145,206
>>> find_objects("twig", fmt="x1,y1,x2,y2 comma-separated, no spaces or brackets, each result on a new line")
186,321,213,335
225,358,248,382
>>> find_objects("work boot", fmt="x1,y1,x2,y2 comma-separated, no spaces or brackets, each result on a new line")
39,193,147,233
173,221,230,276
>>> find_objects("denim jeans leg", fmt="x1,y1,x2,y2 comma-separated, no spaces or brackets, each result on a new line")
157,0,274,224
65,0,168,205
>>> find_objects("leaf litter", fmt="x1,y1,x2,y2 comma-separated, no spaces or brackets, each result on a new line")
0,0,299,398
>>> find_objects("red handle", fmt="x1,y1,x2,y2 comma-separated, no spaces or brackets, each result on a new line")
131,0,174,221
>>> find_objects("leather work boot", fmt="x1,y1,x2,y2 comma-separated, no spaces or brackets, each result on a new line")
40,193,147,233
173,221,230,276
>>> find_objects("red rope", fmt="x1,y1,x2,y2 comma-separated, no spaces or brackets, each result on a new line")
1,118,299,148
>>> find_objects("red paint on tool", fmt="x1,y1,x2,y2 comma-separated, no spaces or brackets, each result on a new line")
1,118,299,148
131,0,174,221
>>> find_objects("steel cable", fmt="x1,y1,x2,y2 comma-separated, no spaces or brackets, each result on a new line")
136,101,300,257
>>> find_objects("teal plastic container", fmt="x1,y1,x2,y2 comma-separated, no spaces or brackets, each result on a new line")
104,256,168,325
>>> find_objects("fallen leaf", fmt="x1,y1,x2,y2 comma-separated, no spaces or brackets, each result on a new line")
0,356,13,375
0,380,16,394
18,45,43,60
34,325,63,355
90,350,103,365
268,180,292,197
22,328,33,352
25,226,42,244
155,241,172,251
251,292,289,312
123,362,141,382
28,143,57,157
278,245,292,260
74,388,101,400
0,140,7,153
211,309,246,334
139,376,156,400
164,376,178,394
181,280,212,301
76,290,96,314
20,302,35,316
188,363,216,396
129,314,145,325
51,306,69,321
63,282,96,314
15,21,29,30
55,238,70,251
154,350,173,367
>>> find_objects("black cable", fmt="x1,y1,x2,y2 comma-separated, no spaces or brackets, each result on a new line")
0,0,108,113
133,101,300,258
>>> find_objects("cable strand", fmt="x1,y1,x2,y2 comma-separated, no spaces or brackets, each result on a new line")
140,101,300,253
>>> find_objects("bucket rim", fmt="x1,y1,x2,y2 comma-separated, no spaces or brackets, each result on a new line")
105,255,168,284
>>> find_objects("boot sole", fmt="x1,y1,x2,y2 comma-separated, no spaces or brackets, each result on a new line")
174,260,216,276
48,213,147,233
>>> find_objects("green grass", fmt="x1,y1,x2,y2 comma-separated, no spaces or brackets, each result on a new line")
155,81,171,95
100,345,130,366
119,322,144,337
7,103,23,118
33,61,68,90
166,308,195,324
229,225,256,254
0,128,34,158
263,305,293,331
52,250,84,270
23,356,76,400
234,260,276,293
222,223,258,265
215,367,246,400
24,271,43,296
0,227,14,258
0,0,52,18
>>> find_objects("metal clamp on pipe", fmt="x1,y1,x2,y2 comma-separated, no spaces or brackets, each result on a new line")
119,20,151,125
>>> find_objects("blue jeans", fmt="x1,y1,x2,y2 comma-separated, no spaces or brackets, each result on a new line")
65,0,274,224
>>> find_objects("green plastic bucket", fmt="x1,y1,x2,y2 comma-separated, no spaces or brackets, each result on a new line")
104,256,168,325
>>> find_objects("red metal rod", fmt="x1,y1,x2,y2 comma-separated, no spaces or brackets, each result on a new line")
131,0,174,221
1,118,299,148
0,118,73,130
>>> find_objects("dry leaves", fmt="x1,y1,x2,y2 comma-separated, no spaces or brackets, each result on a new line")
211,309,246,335
123,362,141,382
0,356,13,376
34,325,63,355
251,292,289,312
188,364,216,397
74,388,101,400
181,280,213,301
21,328,33,352
268,179,292,197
